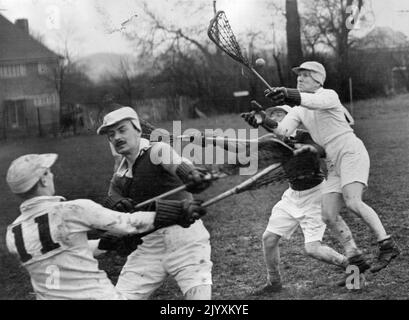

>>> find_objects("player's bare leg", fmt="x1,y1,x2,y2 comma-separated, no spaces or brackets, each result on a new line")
252,231,283,295
304,241,348,268
343,182,387,240
321,193,362,258
321,192,371,286
342,182,400,272
185,284,211,300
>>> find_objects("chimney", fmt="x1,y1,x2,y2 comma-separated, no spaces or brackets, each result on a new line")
15,19,29,34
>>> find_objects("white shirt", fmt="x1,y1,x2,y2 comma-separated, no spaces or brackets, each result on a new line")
275,87,354,147
6,196,156,300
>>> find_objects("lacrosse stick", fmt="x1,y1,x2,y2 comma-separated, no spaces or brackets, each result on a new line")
135,161,286,238
139,117,294,169
202,162,284,207
133,171,227,210
208,11,274,90
133,142,291,211
140,117,290,149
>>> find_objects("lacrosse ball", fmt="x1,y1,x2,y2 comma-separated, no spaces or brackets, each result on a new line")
255,58,266,67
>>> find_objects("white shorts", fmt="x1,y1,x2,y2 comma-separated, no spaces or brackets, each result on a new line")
115,220,212,299
266,183,326,243
322,134,370,194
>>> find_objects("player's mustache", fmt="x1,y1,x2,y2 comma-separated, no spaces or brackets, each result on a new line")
115,140,126,147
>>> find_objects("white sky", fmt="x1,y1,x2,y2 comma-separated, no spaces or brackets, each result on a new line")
0,0,408,56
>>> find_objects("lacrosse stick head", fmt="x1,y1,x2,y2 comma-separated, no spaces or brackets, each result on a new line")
208,11,250,67
214,134,294,175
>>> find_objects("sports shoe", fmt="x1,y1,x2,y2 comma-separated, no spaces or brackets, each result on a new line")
370,237,400,273
251,281,283,295
336,254,371,287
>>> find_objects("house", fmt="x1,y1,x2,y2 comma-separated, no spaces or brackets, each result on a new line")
0,14,62,139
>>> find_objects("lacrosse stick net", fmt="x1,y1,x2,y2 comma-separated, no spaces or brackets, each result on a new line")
207,11,273,90
208,11,250,67
139,117,293,172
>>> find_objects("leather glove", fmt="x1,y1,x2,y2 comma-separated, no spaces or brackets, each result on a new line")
176,163,212,194
179,199,207,228
240,110,266,128
265,87,301,106
154,199,207,229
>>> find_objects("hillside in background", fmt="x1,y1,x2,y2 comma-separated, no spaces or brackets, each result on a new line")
77,53,140,83
355,26,409,49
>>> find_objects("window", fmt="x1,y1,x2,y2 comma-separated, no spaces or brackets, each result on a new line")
5,100,25,129
38,63,49,75
0,64,27,78
33,94,57,107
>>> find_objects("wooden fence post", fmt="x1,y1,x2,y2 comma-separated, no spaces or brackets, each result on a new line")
37,107,43,137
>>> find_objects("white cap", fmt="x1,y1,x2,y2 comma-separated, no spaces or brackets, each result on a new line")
97,106,141,135
6,154,58,194
269,105,292,114
292,61,326,85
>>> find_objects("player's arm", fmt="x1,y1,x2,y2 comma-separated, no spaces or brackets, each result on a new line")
150,142,211,193
68,199,207,234
299,89,341,110
66,199,156,235
241,108,300,137
265,87,339,110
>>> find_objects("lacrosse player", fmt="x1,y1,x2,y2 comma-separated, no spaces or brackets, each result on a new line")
5,154,205,300
247,61,400,277
243,105,351,293
97,106,213,300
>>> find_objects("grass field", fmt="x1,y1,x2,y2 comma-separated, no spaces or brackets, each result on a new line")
1,94,408,300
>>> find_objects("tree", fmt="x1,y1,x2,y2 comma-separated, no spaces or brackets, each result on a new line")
285,0,303,83
301,0,367,97
109,57,139,108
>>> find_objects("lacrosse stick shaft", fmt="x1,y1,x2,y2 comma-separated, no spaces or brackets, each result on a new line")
202,162,282,207
250,67,274,91
133,185,187,210
131,163,282,239
133,173,227,210
146,132,286,149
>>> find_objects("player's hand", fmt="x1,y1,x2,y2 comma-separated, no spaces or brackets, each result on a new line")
265,87,301,107
265,88,286,106
185,167,212,194
113,198,136,213
179,199,207,228
293,144,319,156
241,110,266,128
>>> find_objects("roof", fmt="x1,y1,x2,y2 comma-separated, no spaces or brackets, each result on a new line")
0,14,61,63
